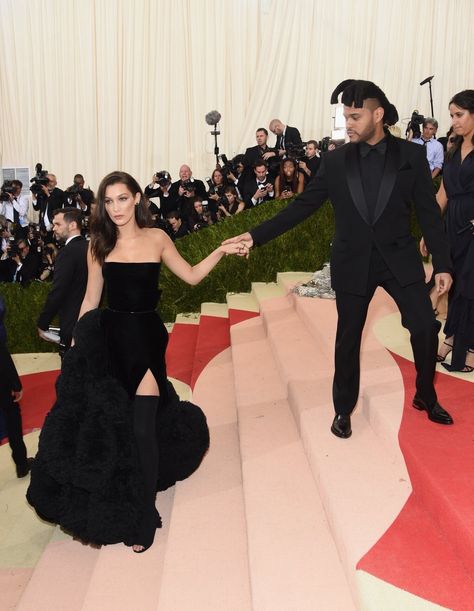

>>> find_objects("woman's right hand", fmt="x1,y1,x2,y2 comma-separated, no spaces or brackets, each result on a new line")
419,237,429,257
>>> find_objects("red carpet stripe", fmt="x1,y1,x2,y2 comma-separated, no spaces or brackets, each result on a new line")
165,322,200,386
358,351,474,608
190,315,231,389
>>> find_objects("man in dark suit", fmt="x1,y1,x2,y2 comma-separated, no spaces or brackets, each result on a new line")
243,161,275,209
32,173,65,236
0,296,32,477
269,119,303,159
226,79,453,437
14,239,41,285
168,165,207,210
37,207,88,357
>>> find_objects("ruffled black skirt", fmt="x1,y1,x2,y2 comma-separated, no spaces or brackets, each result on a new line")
26,310,210,546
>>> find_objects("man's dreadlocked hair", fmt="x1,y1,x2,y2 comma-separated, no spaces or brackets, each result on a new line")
330,79,399,126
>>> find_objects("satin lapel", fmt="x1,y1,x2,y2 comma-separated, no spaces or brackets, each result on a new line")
345,144,370,225
372,135,400,225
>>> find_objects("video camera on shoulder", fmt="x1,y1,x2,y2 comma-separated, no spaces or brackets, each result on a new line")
30,163,49,198
0,180,15,202
219,154,241,177
407,110,425,139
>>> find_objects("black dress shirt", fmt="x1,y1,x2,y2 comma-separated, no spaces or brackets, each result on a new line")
358,138,387,223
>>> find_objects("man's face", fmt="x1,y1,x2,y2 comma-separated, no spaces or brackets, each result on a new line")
52,213,73,241
254,165,267,182
169,217,181,231
194,202,203,214
343,103,381,143
18,242,29,259
13,184,22,196
47,174,57,189
306,143,317,157
256,130,267,146
179,166,192,181
74,177,85,189
422,123,437,140
270,121,284,136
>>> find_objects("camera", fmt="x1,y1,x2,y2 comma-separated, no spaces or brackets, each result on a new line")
30,163,50,198
219,154,240,177
155,171,171,187
0,180,15,202
286,142,307,162
180,179,195,193
407,110,425,139
318,137,331,153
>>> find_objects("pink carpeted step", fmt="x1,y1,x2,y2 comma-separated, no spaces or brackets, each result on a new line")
16,536,100,611
157,348,252,610
230,315,355,610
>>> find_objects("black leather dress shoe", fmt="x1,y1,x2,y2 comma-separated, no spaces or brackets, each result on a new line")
331,414,352,438
412,395,453,425
16,457,34,479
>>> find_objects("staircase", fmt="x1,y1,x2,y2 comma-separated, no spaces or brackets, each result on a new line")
3,272,473,611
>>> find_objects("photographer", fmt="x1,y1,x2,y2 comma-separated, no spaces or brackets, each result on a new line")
219,186,245,217
165,210,190,240
38,243,58,281
206,168,229,208
65,174,94,217
188,197,215,231
12,238,41,286
221,154,245,196
144,171,173,218
169,165,206,209
298,140,321,186
269,119,303,160
31,172,65,237
37,207,88,357
243,128,279,180
0,180,29,239
243,161,275,208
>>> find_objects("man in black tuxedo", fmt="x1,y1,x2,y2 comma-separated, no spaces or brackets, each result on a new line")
168,165,206,210
225,79,453,437
14,239,41,285
32,173,65,237
37,207,88,357
243,161,275,209
269,119,303,159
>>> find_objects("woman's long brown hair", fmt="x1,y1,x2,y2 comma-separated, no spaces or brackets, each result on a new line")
90,171,153,264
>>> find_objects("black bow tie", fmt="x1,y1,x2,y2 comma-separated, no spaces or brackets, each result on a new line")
359,139,387,157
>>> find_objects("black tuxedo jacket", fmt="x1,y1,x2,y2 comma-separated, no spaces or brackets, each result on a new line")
17,251,41,286
33,187,65,229
243,176,275,209
168,179,206,209
251,135,451,296
276,126,302,151
37,235,88,345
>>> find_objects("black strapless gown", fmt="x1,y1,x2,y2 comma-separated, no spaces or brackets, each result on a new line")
27,262,209,546
442,149,474,370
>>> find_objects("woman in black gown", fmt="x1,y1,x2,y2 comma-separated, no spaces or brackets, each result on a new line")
435,90,474,372
27,171,244,552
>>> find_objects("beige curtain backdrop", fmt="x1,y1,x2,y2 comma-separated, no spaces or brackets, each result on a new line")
0,0,473,191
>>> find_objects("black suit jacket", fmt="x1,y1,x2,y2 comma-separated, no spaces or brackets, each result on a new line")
251,134,451,296
33,187,65,230
17,250,41,286
37,235,88,346
168,179,207,209
276,126,302,151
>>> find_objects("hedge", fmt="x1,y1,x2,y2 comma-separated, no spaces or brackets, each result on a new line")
1,195,425,354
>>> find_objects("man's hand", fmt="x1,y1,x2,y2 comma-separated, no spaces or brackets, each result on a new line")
262,151,276,161
222,232,253,257
434,272,452,295
12,389,23,402
253,187,267,200
419,237,428,257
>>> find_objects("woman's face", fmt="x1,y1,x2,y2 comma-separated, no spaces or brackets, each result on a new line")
213,170,223,184
449,103,474,139
104,183,140,227
225,191,235,205
283,161,295,177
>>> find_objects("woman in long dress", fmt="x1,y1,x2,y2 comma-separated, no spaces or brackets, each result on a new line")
27,171,245,552
434,90,474,372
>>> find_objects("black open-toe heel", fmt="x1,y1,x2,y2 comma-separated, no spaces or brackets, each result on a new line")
133,508,162,553
436,340,453,363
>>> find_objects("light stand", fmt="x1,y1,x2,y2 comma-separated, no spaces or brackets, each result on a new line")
211,124,220,166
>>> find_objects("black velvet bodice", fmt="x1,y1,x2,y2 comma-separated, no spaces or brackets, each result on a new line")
103,262,161,312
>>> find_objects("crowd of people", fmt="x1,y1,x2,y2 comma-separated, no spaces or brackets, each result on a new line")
0,87,473,558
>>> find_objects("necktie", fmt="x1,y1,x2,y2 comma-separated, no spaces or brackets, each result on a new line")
13,199,20,224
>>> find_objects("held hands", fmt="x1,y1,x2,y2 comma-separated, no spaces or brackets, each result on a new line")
221,232,253,258
434,273,452,295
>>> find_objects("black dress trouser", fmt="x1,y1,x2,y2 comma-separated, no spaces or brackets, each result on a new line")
0,391,27,466
332,249,439,414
